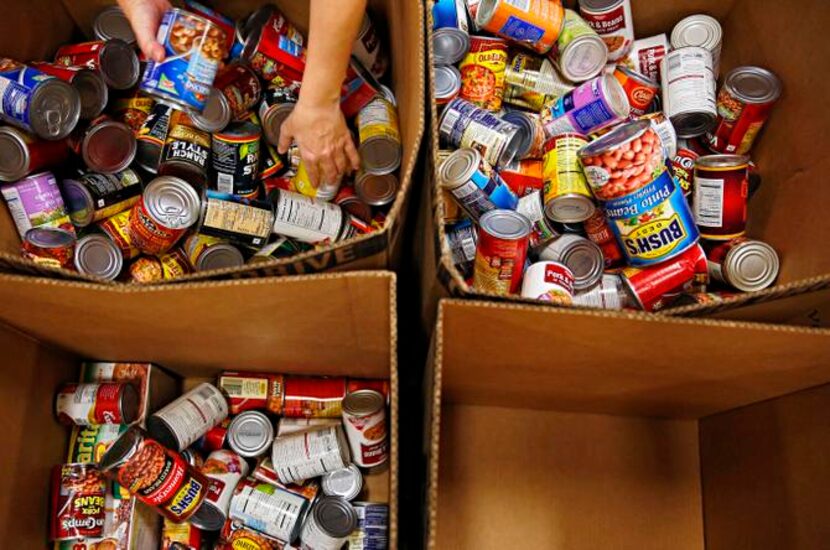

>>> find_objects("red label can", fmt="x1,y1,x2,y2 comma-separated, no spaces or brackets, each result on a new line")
583,207,624,268
670,147,698,198
621,243,708,311
473,209,531,295
56,382,139,426
613,65,658,117
458,36,509,111
283,376,347,418
693,155,749,241
129,195,188,255
50,463,107,541
214,63,263,120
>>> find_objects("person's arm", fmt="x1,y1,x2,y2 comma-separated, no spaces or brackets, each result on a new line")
277,0,366,186
119,0,171,62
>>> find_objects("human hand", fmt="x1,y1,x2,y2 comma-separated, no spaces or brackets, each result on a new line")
277,100,361,188
118,0,172,62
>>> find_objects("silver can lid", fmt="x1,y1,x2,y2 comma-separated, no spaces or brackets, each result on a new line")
311,496,358,538
321,464,363,501
100,38,140,90
93,6,137,45
433,65,462,101
342,389,385,416
578,119,650,158
558,12,608,82
723,66,782,104
538,234,604,290
83,120,137,174
479,209,532,241
695,154,750,169
600,74,632,121
579,0,624,10
196,242,245,271
501,110,535,160
262,102,295,146
545,194,596,224
227,410,274,458
0,126,30,181
724,239,779,292
72,68,109,120
75,233,123,280
438,147,482,189
191,88,232,133
24,226,76,249
360,135,401,176
671,15,723,52
143,176,202,230
432,28,470,66
355,172,398,207
29,78,81,140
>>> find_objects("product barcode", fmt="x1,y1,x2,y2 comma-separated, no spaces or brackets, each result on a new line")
461,236,476,259
440,110,460,137
222,381,243,395
217,173,234,193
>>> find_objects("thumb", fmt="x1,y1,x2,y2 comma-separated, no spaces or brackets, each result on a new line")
120,0,166,62
277,120,294,154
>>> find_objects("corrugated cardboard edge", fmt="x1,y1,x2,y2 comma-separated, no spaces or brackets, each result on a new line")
386,271,400,550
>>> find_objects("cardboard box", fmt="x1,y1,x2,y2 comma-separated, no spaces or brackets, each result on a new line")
420,0,830,321
0,0,424,282
0,272,398,548
425,299,830,549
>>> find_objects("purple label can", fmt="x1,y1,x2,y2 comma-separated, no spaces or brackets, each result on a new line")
0,171,75,238
541,74,630,137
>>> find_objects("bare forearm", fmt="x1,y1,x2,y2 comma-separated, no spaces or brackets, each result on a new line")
299,0,367,107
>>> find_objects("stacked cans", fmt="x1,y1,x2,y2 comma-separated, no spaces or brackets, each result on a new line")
1,3,401,283
434,1,783,311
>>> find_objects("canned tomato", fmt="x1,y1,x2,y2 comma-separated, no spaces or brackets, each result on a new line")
136,102,174,173
693,154,750,240
1,171,74,238
613,66,658,117
542,133,594,223
348,502,389,550
537,233,604,290
21,227,75,268
446,219,478,278
50,463,106,541
183,233,245,271
439,98,521,166
357,96,402,175
550,9,607,83
621,243,708,311
0,59,81,140
541,74,630,137
140,9,228,111
218,520,286,550
438,148,516,221
342,389,388,469
271,425,351,484
62,168,142,227
671,15,722,76
270,189,352,244
572,273,630,309
193,62,263,132
707,66,782,155
226,411,274,459
504,52,573,112
706,237,779,292
458,36,508,111
229,478,313,542
355,171,399,208
621,33,668,83
661,47,717,138
300,497,358,550
147,383,229,452
475,0,565,54
218,371,285,415
516,189,559,248
354,12,388,79
322,464,363,501
111,92,155,133
98,209,141,259
520,261,574,304
473,209,531,295
211,121,261,197
98,427,210,522
499,158,544,198
128,176,202,255
583,207,623,267
198,191,275,248
69,115,137,174
190,450,250,531
501,110,546,160
578,0,634,62
56,382,139,426
29,62,108,120
283,376,347,418
55,39,139,90
431,0,471,66
433,65,462,106
158,110,211,187
0,126,69,182
74,233,125,281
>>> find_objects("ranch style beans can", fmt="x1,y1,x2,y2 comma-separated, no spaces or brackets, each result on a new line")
21,227,76,268
93,5,136,44
661,47,717,138
706,237,779,292
227,410,275,458
431,0,471,66
537,233,604,290
446,219,478,278
270,189,355,244
74,233,125,281
541,75,630,138
55,39,140,90
192,62,262,132
128,176,202,255
707,66,782,155
458,36,508,111
353,12,388,80
300,497,358,550
621,243,708,311
433,65,462,106
475,0,565,54
283,376,347,418
147,383,229,452
670,15,723,77
29,61,108,120
549,9,608,83
342,389,388,469
504,52,574,112
56,382,139,426
271,425,351,484
438,98,521,166
49,463,107,541
189,450,250,531
520,260,574,304
229,478,313,543
501,110,546,161
613,65,659,117
98,427,211,522
357,96,402,175
196,191,273,248
474,209,531,295
438,148,515,221
583,207,624,267
0,126,69,182
322,464,363,502
158,110,212,187
693,154,750,241
578,0,634,62
0,171,75,238
136,102,174,174
61,168,142,227
542,133,594,223
572,273,630,309
140,9,228,111
183,232,245,271
211,121,261,197
516,190,559,248
68,115,137,174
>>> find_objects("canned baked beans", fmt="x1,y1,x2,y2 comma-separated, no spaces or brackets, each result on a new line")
542,133,594,223
271,425,351,484
55,39,140,90
613,65,659,117
578,0,635,62
50,463,106,541
128,176,202,255
56,382,139,426
219,519,286,550
158,110,211,187
520,261,574,304
458,36,508,111
475,0,565,54
693,154,750,241
146,383,229,452
21,227,75,268
473,209,531,295
438,98,521,166
342,389,388,469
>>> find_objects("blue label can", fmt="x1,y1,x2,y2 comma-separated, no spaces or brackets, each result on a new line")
433,0,469,31
438,147,518,222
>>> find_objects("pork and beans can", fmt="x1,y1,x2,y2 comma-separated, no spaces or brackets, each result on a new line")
146,383,229,452
475,0,565,54
578,0,634,62
473,209,531,295
270,425,351,484
706,237,779,292
56,382,140,426
503,52,573,112
283,376,347,418
541,74,630,137
342,389,388,469
549,8,608,83
50,463,107,541
542,133,594,223
229,478,312,543
189,449,250,531
198,190,275,248
61,168,143,227
211,120,261,197
693,154,750,241
0,126,69,182
438,147,517,221
458,36,508,111
438,98,521,166
158,110,212,187
520,261,574,304
128,176,202,255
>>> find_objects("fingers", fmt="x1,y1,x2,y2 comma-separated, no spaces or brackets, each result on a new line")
121,0,166,62
303,156,321,188
344,138,361,172
319,155,340,186
277,119,294,154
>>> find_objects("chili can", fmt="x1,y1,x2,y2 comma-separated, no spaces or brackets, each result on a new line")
198,191,274,248
229,478,313,542
706,237,779,292
128,176,202,255
55,382,139,426
661,47,717,138
62,168,142,227
621,243,708,311
50,463,107,541
93,6,136,45
1,171,74,238
473,209,531,295
55,39,140,90
572,273,630,309
193,62,263,132
438,98,521,166
550,9,607,83
357,96,402,175
98,426,210,522
219,371,285,415
342,389,388,469
136,102,174,174
211,121,262,197
578,0,634,62
501,110,546,160
499,158,544,198
158,110,211,187
458,36,508,111
503,52,573,112
438,147,516,221
190,450,250,531
542,133,594,223
353,12,388,79
0,126,69,182
541,74,630,137
621,33,669,83
583,206,624,267
520,261,574,304
322,464,363,501
431,0,471,66
271,425,351,484
98,209,141,259
147,383,229,452
21,227,75,268
227,411,275,459
183,232,245,271
537,233,604,290
29,62,108,120
475,0,565,54
613,65,659,117
283,376,346,419
270,189,351,244
516,189,559,248
670,15,723,76
693,154,750,240
300,497,358,550
348,502,389,550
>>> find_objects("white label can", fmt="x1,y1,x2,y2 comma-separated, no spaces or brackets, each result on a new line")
146,382,229,451
272,189,345,244
579,0,635,62
228,478,311,542
271,425,350,484
192,449,250,531
661,47,717,138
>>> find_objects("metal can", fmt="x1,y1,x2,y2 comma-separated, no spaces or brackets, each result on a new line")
128,176,202,255
516,190,559,248
98,209,141,259
162,518,203,550
251,457,323,499
693,154,750,241
198,191,275,248
550,9,608,83
227,411,275,458
69,115,136,174
136,102,174,174
475,0,565,54
0,59,81,140
93,5,136,44
183,0,237,54
621,33,669,83
218,371,285,415
21,227,75,268
661,47,717,138
639,112,678,160
504,52,573,112
271,425,351,484
300,497,358,550
50,463,107,541
431,0,471,66
243,27,305,90
270,189,351,244
357,96,402,175
129,251,192,283
355,172,398,208
211,121,262,197
183,232,245,271
1,171,74,238
706,237,779,292
193,62,263,132
258,85,298,146
111,92,155,133
341,60,384,120
671,14,723,76
157,248,194,280
158,110,211,187
342,389,388,469
621,243,708,311
473,209,531,295
438,148,516,221
229,478,313,543
56,382,139,426
434,65,463,108
283,376,346,419
537,233,604,290
583,207,623,267
578,0,634,62
670,146,698,198
499,158,544,198
542,133,594,223
62,168,142,227
219,519,286,550
541,74,630,138
55,39,140,90
445,219,478,278
501,110,546,161
190,450,250,531
520,261,574,304
276,418,342,438
29,62,108,120
348,502,389,550
140,9,228,111
146,383,229,452
458,36,508,111
572,273,630,309
0,126,69,182
438,98,521,166
707,66,782,155
353,12,388,79
197,421,229,454
322,464,363,501
98,428,210,523
613,65,658,117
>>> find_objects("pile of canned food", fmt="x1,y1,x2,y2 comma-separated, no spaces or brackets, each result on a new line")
52,362,390,549
0,1,400,282
433,0,782,311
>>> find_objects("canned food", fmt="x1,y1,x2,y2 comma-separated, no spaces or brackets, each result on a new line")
504,52,573,112
98,209,141,259
621,243,708,311
62,168,142,227
537,233,604,290
29,62,108,120
342,389,388,469
184,0,237,54
661,47,717,138
68,115,137,174
193,62,263,132
516,189,558,248
270,189,351,244
501,110,546,161
583,207,624,267
0,126,69,182
250,457,323,498
706,237,779,292
499,157,544,198
158,110,211,187
218,519,286,549
271,425,351,484
21,227,75,268
341,60,384,120
578,0,634,62
157,247,194,280
520,261,574,304
190,450,250,531
431,0,471,66
55,39,140,90
693,154,750,240
542,133,594,223
198,191,275,249
621,33,668,83
438,147,516,221
541,74,630,137
433,65,462,106
353,12,388,79
672,290,738,307
218,371,285,415
351,172,396,209
56,382,139,426
322,464,363,501
227,411,275,458
93,6,136,44
613,66,658,117
162,518,203,550
98,426,210,522
211,121,262,197
446,219,478,278
438,98,521,166
550,9,607,83
458,36,508,111
300,497,358,550
128,176,202,255
183,233,245,271
1,171,74,238
128,255,163,283
475,0,565,54
670,145,698,198
136,102,174,174
197,421,229,454
0,59,81,140
284,376,347,418
638,112,678,160
473,209,531,295
348,502,389,550
243,19,306,86
276,418,342,438
670,15,723,76
571,273,630,309
140,9,228,111
146,383,229,452
111,92,155,133
229,478,313,543
50,463,106,541
707,66,782,155
258,85,298,146
357,96,402,175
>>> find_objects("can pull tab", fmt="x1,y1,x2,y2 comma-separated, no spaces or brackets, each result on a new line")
161,205,189,226
41,100,65,138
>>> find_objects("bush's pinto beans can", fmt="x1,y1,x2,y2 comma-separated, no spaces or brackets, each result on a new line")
621,243,708,311
211,121,261,198
147,383,229,452
521,261,574,304
670,15,723,77
226,410,274,458
357,96,402,175
583,207,624,267
0,59,81,140
431,0,471,66
638,112,678,160
693,154,750,241
474,209,531,295
93,5,136,44
192,62,262,133
49,463,107,541
542,133,594,223
56,382,139,426
348,502,389,550
504,52,573,112
29,62,108,120
55,39,140,90
476,0,565,54
62,168,142,227
136,102,174,174
183,233,244,271
69,115,137,174
537,234,604,290
342,389,388,469
707,66,782,155
433,65,462,107
300,497,358,550
541,74,630,138
158,110,212,187
198,191,275,249
516,190,559,249
1,171,75,238
572,273,630,309
140,9,228,111
229,478,313,543
579,0,634,62
21,227,76,268
322,464,364,501
613,65,658,117
439,98,521,166
98,427,210,522
458,36,508,111
271,425,351,484
0,126,69,182
128,176,201,255
270,189,354,244
438,147,517,221
661,47,717,138
705,237,779,292
446,218,478,278
550,9,608,83
501,110,546,161
189,450,249,531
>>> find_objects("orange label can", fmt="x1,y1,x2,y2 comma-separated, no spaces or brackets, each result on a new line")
459,36,508,111
477,0,565,54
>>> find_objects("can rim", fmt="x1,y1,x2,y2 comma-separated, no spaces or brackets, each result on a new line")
342,389,385,416
82,120,137,174
98,426,142,472
100,38,140,90
24,226,76,249
431,28,470,65
479,209,532,240
311,496,358,538
93,5,137,45
724,240,779,292
579,0,625,11
559,237,605,290
578,119,650,157
191,89,232,133
73,68,109,120
227,410,274,457
74,233,124,280
723,66,782,104
261,102,295,146
0,126,30,181
355,172,399,206
438,148,480,189
559,34,608,82
695,154,750,169
545,194,596,224
30,79,81,141
670,14,723,51
196,241,245,271
321,464,363,501
433,65,462,99
143,176,203,229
